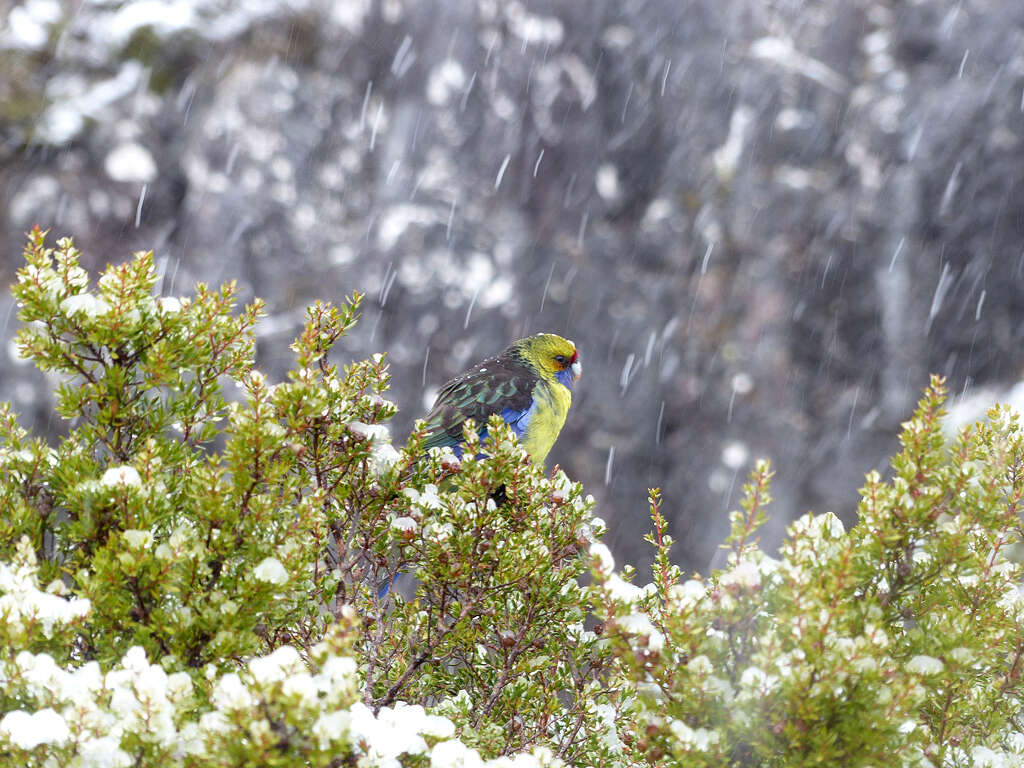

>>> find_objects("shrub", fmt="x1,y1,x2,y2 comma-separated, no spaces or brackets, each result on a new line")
594,385,1024,767
1,231,1023,767
0,231,615,767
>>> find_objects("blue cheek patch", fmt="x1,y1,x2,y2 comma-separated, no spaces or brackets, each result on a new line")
554,367,576,388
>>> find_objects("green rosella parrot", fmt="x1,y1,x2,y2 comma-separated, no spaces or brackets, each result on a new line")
381,334,581,597
420,333,582,466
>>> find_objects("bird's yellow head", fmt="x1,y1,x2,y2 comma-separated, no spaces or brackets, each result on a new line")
510,333,582,388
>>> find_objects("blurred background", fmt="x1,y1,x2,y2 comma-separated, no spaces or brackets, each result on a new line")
2,0,1023,575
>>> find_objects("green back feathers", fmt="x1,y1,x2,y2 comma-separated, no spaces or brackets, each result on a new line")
419,334,580,464
420,346,536,452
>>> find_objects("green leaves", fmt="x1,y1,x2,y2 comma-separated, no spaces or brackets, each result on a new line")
14,231,263,474
597,376,1024,767
5,232,1024,767
1,232,620,765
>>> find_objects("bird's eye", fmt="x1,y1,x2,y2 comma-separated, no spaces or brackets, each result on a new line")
554,354,567,365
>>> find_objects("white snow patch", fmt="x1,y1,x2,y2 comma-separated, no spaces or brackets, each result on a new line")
2,0,62,50
61,293,112,318
0,708,70,749
105,142,158,183
720,441,749,469
101,465,142,488
907,655,944,676
40,61,146,143
377,204,437,249
427,60,467,106
750,36,847,93
595,164,620,200
253,557,289,585
102,0,197,47
505,2,563,47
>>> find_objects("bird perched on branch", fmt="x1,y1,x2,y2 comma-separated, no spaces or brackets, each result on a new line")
381,334,580,598
420,333,581,466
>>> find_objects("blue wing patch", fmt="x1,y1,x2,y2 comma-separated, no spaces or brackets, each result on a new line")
500,404,533,439
447,404,534,459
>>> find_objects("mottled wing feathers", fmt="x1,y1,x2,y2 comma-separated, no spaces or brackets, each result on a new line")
420,354,537,452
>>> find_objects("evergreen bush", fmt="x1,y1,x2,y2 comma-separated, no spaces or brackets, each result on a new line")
1,231,1022,767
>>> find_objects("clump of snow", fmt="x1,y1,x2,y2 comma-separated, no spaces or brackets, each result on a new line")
40,61,146,144
430,738,484,768
668,718,720,752
312,709,352,749
249,646,303,684
0,538,91,638
155,296,183,313
100,465,142,488
0,708,71,749
749,36,847,93
349,702,456,763
104,142,158,183
604,574,645,604
1,0,62,51
392,516,418,534
712,105,754,181
61,293,112,318
122,529,154,550
106,0,195,45
720,559,761,590
253,557,289,585
786,512,846,566
427,60,467,106
376,204,438,250
595,164,620,201
720,439,749,469
617,613,665,652
739,666,779,695
348,421,390,441
504,2,563,47
404,485,444,517
906,655,944,676
329,0,370,32
348,421,401,474
667,579,706,611
589,541,615,574
369,442,401,473
105,646,190,747
211,672,254,712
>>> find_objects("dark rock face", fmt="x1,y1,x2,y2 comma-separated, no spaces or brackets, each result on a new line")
2,0,1023,574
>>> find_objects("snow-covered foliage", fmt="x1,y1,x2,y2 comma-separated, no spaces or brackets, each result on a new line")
0,539,566,767
4,0,1024,598
0,233,618,766
592,386,1024,766
3,235,1024,766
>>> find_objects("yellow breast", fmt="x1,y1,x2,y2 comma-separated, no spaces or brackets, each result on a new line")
521,379,572,465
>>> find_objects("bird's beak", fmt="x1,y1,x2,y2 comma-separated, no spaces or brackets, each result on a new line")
570,359,582,382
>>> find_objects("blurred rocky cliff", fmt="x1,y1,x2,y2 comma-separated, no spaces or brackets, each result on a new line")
2,0,1023,573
